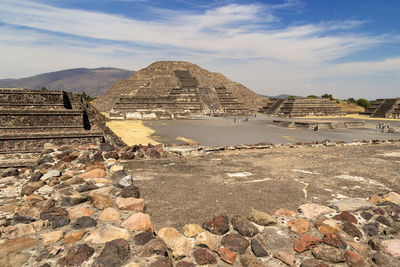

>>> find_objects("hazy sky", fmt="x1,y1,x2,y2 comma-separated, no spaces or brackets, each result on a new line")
0,0,399,99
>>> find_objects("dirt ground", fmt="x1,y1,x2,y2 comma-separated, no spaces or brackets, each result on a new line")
123,142,400,229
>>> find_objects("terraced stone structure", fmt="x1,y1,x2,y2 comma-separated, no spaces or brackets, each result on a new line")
94,61,265,119
262,97,342,117
0,88,125,153
362,98,400,118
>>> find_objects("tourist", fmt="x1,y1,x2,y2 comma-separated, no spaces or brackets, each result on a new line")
234,118,236,123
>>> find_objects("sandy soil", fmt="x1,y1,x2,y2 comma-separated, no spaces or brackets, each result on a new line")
106,120,159,145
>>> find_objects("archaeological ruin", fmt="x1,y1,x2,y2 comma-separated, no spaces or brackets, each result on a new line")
0,88,125,154
362,98,400,118
261,97,343,117
93,61,266,119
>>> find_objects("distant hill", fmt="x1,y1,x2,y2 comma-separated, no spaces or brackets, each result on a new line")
0,67,135,97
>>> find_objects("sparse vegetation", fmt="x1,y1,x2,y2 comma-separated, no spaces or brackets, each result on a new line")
77,92,96,102
356,98,371,108
321,93,334,100
307,95,318,99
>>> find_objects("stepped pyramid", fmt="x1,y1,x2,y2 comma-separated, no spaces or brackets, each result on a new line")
0,88,124,153
261,97,342,117
93,61,266,118
361,98,400,118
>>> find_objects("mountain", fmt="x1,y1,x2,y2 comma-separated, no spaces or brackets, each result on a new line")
93,61,267,112
0,67,135,97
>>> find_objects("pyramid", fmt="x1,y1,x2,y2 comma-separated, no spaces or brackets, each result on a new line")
93,61,266,118
361,98,400,118
262,97,342,117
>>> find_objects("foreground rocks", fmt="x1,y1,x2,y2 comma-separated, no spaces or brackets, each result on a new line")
0,143,400,266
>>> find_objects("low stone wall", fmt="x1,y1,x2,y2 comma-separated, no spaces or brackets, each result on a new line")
0,134,104,153
0,111,83,127
0,89,67,107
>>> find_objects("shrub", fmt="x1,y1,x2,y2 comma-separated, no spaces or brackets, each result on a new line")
356,98,371,108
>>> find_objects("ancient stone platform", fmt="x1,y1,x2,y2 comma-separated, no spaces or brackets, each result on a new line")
262,97,343,117
0,88,125,154
273,118,365,130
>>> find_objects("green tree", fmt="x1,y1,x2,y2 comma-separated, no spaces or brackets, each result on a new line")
346,97,356,104
41,86,47,91
356,98,371,108
307,95,318,99
321,93,333,100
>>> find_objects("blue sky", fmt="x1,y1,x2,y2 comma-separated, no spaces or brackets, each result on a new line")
0,0,399,99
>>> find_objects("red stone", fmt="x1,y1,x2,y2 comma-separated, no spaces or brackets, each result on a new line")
333,211,357,224
193,248,217,265
345,250,365,267
202,214,229,235
216,247,237,265
293,235,321,253
323,233,347,249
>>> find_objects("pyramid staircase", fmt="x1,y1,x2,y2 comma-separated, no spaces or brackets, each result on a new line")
110,70,249,118
261,98,285,115
261,97,342,117
362,98,400,118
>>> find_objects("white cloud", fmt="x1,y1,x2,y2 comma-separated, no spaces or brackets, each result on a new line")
0,0,399,98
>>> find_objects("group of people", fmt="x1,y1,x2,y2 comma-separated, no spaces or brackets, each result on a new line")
233,117,249,123
376,123,390,132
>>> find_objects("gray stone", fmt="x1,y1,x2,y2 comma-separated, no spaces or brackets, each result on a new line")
372,252,394,266
362,222,379,236
221,234,249,254
134,231,155,245
61,196,89,206
251,239,268,257
58,244,94,266
360,211,373,221
117,175,133,188
30,172,43,182
93,238,130,267
342,221,363,238
141,238,168,257
232,215,259,237
259,227,294,253
73,216,97,229
312,244,345,263
76,182,98,192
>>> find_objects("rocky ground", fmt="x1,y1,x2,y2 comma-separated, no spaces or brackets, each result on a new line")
0,141,399,266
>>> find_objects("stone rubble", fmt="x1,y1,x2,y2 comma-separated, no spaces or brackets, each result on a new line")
0,141,399,266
